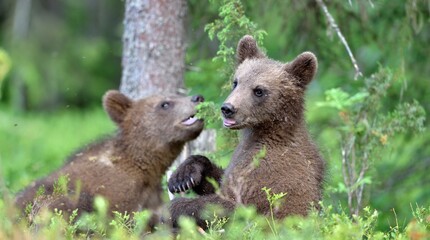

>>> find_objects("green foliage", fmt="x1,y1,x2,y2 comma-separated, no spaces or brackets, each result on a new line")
1,1,122,111
175,216,200,239
73,197,109,237
1,182,430,239
110,211,137,235
185,59,228,103
0,48,11,98
205,213,229,237
262,187,287,237
316,89,369,111
317,67,426,216
0,0,429,238
195,101,222,128
53,175,70,196
382,100,426,134
205,0,267,65
202,0,267,102
252,146,266,168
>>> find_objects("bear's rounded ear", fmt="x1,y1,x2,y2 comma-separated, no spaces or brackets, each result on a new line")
103,90,132,125
284,52,318,88
236,35,265,64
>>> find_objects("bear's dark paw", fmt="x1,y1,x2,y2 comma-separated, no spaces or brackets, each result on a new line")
168,155,211,194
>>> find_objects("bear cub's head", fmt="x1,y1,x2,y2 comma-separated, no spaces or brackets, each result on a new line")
103,91,204,147
221,35,318,130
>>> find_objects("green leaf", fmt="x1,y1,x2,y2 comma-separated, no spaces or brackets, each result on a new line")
252,145,266,167
317,88,368,110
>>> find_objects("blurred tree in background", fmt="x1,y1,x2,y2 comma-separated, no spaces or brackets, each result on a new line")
0,0,123,111
0,0,429,233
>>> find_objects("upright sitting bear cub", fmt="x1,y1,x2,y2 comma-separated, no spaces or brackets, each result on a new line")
168,35,325,228
16,91,204,217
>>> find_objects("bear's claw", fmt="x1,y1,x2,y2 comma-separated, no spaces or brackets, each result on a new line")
169,177,198,194
168,155,210,194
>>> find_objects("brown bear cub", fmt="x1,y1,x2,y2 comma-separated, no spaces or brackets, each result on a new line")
15,91,204,218
167,35,325,229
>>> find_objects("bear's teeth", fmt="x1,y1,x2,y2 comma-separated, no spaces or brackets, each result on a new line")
182,115,198,126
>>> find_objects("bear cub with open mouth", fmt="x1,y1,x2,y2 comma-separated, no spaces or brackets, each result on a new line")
168,35,326,229
16,91,204,220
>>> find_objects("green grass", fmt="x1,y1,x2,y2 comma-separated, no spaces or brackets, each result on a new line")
0,105,428,239
0,191,428,239
0,107,115,193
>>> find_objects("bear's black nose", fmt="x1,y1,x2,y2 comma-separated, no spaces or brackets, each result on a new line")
191,95,205,103
221,103,236,118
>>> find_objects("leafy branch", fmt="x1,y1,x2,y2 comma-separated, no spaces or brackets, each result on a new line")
205,0,267,72
262,187,287,237
318,67,425,216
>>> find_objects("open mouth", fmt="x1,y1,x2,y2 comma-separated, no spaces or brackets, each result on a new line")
182,115,199,126
223,118,237,128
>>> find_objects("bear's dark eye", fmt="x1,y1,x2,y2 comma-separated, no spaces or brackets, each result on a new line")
161,102,170,109
232,79,238,90
253,88,264,97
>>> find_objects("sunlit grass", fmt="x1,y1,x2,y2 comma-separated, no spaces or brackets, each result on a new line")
0,107,115,193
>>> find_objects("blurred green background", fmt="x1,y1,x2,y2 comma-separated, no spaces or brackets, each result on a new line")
0,0,429,231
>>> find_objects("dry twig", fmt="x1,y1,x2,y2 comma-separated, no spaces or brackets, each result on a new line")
316,0,363,80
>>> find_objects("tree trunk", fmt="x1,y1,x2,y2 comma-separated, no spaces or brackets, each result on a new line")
10,0,32,111
121,0,187,100
120,0,216,200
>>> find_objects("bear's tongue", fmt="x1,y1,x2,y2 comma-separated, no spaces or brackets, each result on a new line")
223,118,236,127
182,116,198,126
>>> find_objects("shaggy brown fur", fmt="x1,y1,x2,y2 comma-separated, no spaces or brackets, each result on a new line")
15,91,204,218
167,35,325,229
